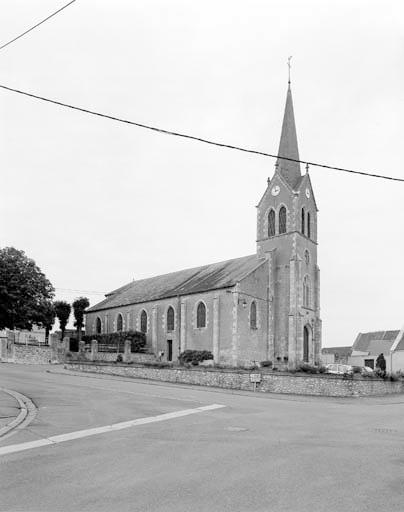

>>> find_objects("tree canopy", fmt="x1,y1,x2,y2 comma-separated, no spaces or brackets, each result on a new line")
72,297,90,341
54,300,71,341
0,247,54,331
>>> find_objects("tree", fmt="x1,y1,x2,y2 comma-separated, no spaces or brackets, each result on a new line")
54,301,71,341
0,247,54,331
34,300,56,342
72,297,90,341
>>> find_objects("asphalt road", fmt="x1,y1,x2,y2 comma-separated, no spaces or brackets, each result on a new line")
1,364,404,512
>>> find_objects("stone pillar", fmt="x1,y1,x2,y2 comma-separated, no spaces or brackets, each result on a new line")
124,339,131,363
49,333,58,363
91,339,98,361
151,306,158,355
63,337,70,353
0,330,8,362
79,340,85,353
213,295,220,363
180,300,186,353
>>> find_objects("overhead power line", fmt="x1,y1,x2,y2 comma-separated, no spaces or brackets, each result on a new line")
0,83,403,183
0,0,77,51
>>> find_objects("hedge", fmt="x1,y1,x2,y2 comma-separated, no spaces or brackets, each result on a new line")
179,350,213,366
82,330,146,353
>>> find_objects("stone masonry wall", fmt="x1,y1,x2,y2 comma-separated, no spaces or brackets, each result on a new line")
13,345,53,364
65,362,404,397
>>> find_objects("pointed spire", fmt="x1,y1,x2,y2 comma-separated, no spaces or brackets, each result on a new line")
275,76,301,188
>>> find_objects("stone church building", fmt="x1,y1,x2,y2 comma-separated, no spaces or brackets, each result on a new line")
85,84,322,368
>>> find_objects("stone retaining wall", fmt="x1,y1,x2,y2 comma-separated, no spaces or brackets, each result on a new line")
65,362,404,397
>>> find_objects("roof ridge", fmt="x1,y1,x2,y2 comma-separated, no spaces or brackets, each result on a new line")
87,253,260,313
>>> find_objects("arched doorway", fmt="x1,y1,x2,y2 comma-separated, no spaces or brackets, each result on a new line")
303,325,310,362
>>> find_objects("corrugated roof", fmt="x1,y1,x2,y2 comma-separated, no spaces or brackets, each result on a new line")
353,331,400,352
87,254,264,313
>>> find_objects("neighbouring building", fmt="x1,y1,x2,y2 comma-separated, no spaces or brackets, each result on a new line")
349,329,404,372
3,326,47,345
321,346,352,365
85,82,322,368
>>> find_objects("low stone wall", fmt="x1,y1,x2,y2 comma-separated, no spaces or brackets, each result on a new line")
13,344,54,364
70,351,156,364
65,362,404,397
0,333,65,364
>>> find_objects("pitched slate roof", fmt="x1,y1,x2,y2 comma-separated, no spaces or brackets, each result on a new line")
276,85,302,189
87,254,264,313
352,330,400,353
321,346,352,356
391,328,404,351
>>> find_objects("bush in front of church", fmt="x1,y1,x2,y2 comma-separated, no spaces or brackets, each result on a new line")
83,330,146,353
298,362,326,374
179,350,213,366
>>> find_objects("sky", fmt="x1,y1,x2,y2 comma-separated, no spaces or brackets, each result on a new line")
0,0,403,346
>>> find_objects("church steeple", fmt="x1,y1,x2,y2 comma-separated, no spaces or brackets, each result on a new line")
276,84,301,189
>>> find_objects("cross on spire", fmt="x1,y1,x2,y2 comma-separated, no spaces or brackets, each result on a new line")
287,56,292,87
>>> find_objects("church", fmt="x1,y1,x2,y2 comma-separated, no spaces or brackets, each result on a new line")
85,83,322,369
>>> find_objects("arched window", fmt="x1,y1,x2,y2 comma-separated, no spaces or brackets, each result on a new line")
116,313,123,332
167,306,175,332
196,302,206,328
250,301,257,329
268,209,276,237
278,206,287,234
307,212,311,239
301,208,305,235
96,317,102,334
304,250,310,266
303,276,310,308
140,310,147,333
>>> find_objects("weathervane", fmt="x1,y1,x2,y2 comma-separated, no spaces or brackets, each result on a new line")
287,56,292,85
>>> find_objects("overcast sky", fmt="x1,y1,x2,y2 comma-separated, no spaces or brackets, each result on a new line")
1,0,403,346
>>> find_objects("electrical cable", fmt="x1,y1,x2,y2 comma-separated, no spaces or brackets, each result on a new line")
0,83,403,183
0,0,77,51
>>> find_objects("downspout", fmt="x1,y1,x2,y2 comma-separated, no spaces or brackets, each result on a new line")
177,294,181,358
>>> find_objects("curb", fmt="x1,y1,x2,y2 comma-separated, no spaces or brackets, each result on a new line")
0,388,36,438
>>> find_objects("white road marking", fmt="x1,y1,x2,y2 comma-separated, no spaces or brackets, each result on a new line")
0,403,225,456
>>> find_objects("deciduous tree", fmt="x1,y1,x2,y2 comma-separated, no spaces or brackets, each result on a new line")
72,297,90,341
0,247,54,331
54,300,71,341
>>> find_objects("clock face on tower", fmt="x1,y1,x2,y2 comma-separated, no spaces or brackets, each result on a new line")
271,185,280,196
305,188,310,199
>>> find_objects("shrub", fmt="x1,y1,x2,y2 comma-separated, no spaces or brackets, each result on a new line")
298,363,319,374
116,354,123,363
179,350,213,366
318,366,326,374
82,330,146,353
260,360,272,368
387,372,400,382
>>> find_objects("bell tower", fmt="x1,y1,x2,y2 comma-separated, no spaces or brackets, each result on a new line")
256,82,321,369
